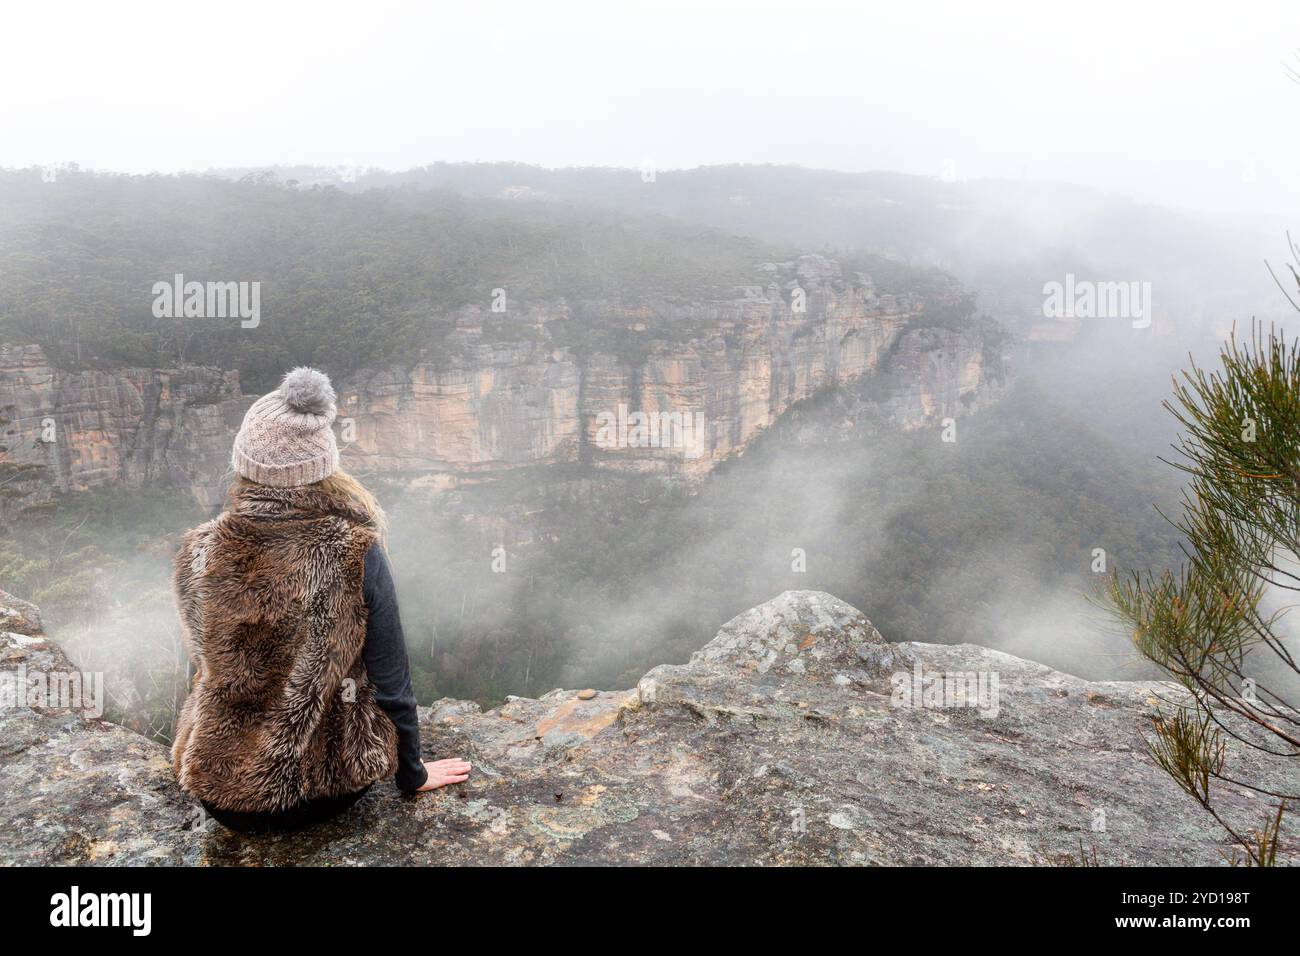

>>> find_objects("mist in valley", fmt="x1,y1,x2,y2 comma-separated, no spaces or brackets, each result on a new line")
3,3,1299,743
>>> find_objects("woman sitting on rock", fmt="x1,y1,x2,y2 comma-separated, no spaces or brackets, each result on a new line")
170,367,470,833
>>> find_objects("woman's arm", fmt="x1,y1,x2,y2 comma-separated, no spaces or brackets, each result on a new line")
360,541,429,793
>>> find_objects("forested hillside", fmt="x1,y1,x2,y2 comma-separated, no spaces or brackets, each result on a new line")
0,169,955,392
237,161,1287,333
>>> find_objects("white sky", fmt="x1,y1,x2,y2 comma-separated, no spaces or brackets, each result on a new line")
4,0,1299,216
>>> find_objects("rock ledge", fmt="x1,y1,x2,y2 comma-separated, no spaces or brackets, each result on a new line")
0,590,1282,866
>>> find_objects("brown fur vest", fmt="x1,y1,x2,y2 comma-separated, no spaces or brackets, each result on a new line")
171,482,397,813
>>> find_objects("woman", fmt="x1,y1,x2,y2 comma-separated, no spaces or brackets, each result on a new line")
171,367,470,833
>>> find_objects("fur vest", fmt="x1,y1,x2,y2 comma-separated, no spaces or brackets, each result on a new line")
171,482,398,813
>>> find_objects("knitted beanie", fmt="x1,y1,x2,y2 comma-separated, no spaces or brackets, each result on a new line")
231,367,340,487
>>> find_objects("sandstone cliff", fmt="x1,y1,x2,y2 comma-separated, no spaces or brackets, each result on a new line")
0,589,1281,866
0,343,252,511
0,256,1003,506
335,257,1000,482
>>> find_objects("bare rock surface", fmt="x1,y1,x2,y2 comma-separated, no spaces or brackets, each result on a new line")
1,590,1289,866
0,590,42,637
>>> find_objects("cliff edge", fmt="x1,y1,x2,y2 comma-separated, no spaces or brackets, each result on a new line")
0,589,1281,866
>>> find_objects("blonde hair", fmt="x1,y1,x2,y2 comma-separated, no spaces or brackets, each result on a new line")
229,469,388,539
316,470,388,538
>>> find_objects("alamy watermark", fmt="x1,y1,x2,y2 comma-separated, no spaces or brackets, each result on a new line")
1042,273,1151,329
152,273,260,328
0,665,104,718
49,886,151,936
891,663,1000,718
593,404,706,459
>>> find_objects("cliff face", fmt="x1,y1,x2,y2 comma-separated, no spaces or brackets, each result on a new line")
0,589,1283,866
0,257,1004,505
337,257,997,482
0,344,253,510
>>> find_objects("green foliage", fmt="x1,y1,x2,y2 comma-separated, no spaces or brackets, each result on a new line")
1108,319,1300,866
905,295,977,332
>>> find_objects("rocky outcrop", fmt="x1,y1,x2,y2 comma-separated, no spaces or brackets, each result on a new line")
0,590,42,637
1,589,1284,866
868,322,1006,424
0,257,1004,506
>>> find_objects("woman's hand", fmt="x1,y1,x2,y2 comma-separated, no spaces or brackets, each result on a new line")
416,758,472,791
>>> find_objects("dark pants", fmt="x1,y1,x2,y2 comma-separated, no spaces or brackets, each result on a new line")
202,785,371,834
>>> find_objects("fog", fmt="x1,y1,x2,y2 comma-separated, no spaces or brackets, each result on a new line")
5,1,1300,216
3,3,1300,740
